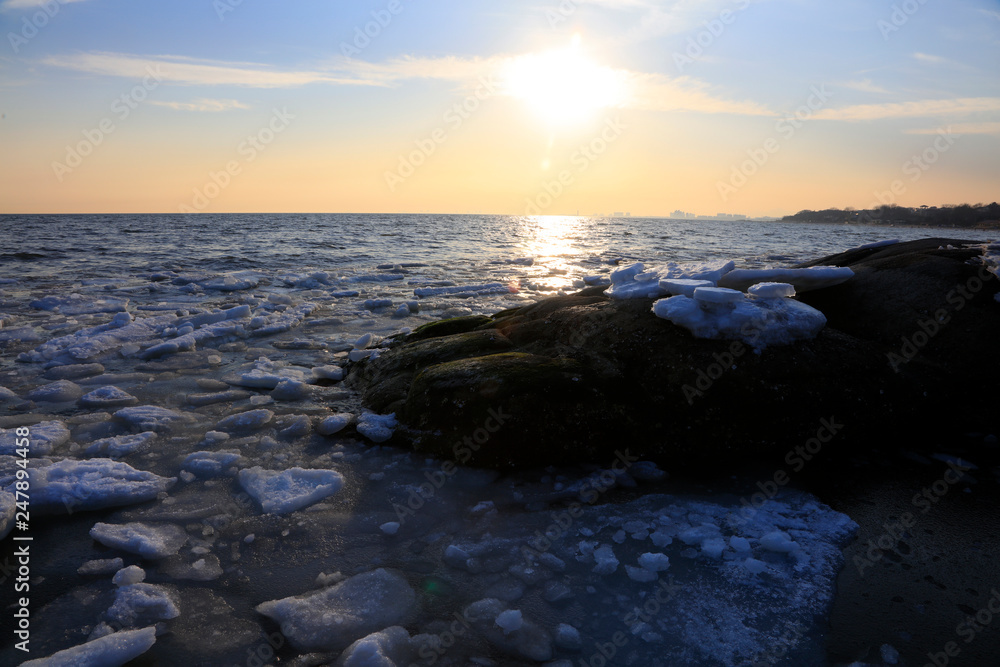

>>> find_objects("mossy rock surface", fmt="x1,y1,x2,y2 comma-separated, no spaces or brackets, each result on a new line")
347,239,1000,470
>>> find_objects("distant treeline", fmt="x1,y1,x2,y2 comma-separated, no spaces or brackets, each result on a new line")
782,203,1000,228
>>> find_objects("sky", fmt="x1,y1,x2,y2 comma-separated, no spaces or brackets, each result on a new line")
0,0,998,217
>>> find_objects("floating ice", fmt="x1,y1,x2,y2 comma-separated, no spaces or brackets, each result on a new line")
229,357,311,389
198,272,260,291
495,609,523,634
44,362,105,380
271,379,312,401
591,544,619,575
461,598,552,662
335,626,415,667
113,565,146,586
0,420,70,456
84,432,157,458
318,413,354,436
79,385,139,409
413,282,510,298
16,458,176,514
78,558,125,576
19,627,157,667
759,530,800,553
239,466,345,514
356,413,397,444
652,288,827,350
216,409,274,432
30,293,130,315
718,266,854,293
115,405,193,433
554,624,582,651
256,568,417,652
90,521,188,559
27,379,84,403
363,299,393,311
313,365,345,381
107,582,181,626
625,565,658,582
638,552,671,572
182,450,243,477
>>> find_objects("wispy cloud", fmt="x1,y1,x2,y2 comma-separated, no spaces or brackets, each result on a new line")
2,0,86,9
905,122,1000,136
42,50,772,117
840,78,890,94
814,97,1000,121
149,98,250,112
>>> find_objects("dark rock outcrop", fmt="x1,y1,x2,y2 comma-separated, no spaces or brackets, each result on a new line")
348,239,999,469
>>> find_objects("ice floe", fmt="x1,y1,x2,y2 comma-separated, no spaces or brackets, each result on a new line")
115,405,193,433
255,568,416,652
15,458,176,514
27,379,84,403
90,521,188,559
20,627,157,667
238,466,345,514
0,420,70,456
78,385,139,408
181,450,243,477
84,432,157,458
356,413,397,443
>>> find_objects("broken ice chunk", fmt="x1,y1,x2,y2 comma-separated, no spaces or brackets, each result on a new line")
90,522,188,559
238,466,345,514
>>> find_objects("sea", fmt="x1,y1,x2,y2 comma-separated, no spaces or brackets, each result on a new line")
0,214,996,667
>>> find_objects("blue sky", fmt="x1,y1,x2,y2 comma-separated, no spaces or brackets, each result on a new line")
1,0,998,215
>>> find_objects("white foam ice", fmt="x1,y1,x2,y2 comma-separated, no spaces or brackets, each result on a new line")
20,627,157,667
239,466,345,514
255,568,417,652
12,458,176,514
90,521,188,559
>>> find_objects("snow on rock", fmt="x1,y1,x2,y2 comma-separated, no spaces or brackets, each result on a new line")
256,568,417,652
84,432,157,458
114,406,193,433
79,385,139,409
608,260,737,300
90,522,188,559
15,459,176,514
0,420,70,456
652,287,827,350
334,626,415,667
238,466,345,514
29,293,130,315
27,379,84,403
107,582,181,627
718,266,854,293
216,409,274,433
413,283,511,298
748,282,797,299
181,450,242,477
318,413,353,436
0,489,14,540
19,627,157,667
462,598,553,662
356,413,397,444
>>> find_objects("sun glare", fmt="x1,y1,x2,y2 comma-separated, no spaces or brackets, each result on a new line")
505,36,629,127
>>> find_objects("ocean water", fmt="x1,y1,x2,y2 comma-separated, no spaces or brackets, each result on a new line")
0,214,995,666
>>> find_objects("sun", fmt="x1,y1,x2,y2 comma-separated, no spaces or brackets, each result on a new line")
504,35,629,127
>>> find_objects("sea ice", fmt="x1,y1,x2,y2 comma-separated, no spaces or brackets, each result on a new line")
78,558,125,576
718,266,854,292
638,552,671,572
216,409,274,432
659,278,715,297
495,609,523,634
608,260,737,300
90,521,189,559
113,565,146,586
313,365,345,381
271,379,312,401
78,385,140,408
591,544,619,574
19,627,157,667
29,293,129,315
334,626,415,667
0,420,70,456
238,466,345,514
748,281,797,299
759,530,800,553
84,432,157,458
107,582,181,626
413,282,511,298
652,288,827,350
318,413,354,436
255,568,417,652
16,458,176,514
27,379,84,403
356,413,397,443
44,362,105,380
554,624,582,651
114,405,193,433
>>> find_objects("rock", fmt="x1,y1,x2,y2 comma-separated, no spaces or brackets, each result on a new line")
347,239,1000,469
